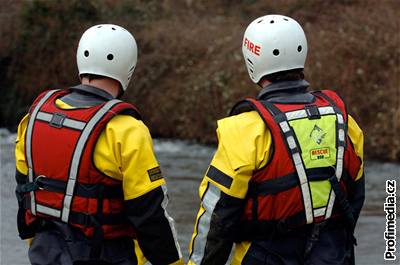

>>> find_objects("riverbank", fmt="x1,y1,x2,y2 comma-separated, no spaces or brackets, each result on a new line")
1,0,399,161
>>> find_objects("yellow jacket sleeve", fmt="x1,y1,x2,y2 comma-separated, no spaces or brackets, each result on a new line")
15,114,29,175
347,114,364,180
93,114,165,200
205,110,272,198
189,110,272,265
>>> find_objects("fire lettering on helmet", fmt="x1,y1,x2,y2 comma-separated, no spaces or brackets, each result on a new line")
244,38,261,56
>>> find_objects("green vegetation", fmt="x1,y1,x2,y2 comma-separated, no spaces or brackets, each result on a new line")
1,0,398,161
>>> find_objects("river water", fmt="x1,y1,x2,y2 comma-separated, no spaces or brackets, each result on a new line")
0,129,399,265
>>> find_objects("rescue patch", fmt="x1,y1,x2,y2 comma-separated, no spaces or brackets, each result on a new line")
310,147,330,160
147,167,163,182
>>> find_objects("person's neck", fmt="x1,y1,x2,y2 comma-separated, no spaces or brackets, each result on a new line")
258,78,271,88
81,77,120,98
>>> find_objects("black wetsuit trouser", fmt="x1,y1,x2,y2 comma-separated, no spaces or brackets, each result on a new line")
241,223,354,265
28,221,137,265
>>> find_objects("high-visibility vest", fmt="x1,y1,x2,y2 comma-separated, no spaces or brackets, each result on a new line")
230,90,361,238
23,89,140,239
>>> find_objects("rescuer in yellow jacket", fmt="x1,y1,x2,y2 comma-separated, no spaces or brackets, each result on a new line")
188,15,365,265
15,24,183,265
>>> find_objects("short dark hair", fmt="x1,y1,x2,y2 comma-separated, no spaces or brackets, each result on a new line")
262,68,304,83
80,73,105,81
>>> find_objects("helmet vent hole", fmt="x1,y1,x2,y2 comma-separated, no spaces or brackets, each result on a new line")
112,27,116,30
84,50,89,57
270,20,274,24
284,18,289,21
247,58,254,65
297,45,302,52
257,19,263,24
97,26,102,28
273,49,280,56
107,54,114,60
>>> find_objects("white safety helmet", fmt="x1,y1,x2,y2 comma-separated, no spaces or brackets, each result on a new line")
242,15,307,83
77,24,138,91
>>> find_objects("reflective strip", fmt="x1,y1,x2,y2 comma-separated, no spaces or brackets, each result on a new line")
61,99,121,222
337,113,344,124
286,109,306,120
36,204,61,218
318,106,335,115
285,106,335,121
161,185,182,258
280,121,290,133
36,111,86,130
278,121,313,224
190,184,221,264
314,207,326,217
287,136,297,150
300,182,313,224
338,129,345,142
25,90,60,215
324,113,346,220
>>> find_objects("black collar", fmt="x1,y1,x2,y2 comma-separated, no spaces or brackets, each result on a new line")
70,84,114,101
59,84,115,108
257,80,310,100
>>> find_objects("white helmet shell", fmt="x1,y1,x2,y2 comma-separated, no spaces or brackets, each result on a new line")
242,15,307,83
77,24,138,91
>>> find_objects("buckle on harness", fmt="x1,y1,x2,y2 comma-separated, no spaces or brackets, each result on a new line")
304,221,327,258
305,105,320,120
49,113,66,128
34,175,46,190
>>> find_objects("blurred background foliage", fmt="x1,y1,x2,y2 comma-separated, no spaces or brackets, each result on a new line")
0,0,399,161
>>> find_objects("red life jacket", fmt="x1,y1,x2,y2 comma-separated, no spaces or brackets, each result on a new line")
230,90,361,237
23,89,141,239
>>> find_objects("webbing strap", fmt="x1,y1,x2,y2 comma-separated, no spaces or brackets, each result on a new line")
36,111,86,130
235,211,306,241
19,177,123,199
23,197,126,226
61,99,122,223
26,90,60,215
259,100,314,224
248,167,335,196
315,92,347,220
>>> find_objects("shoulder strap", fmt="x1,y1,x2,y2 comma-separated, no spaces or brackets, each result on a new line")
114,101,142,121
313,90,348,120
312,90,348,220
259,100,314,224
25,90,61,215
229,99,256,116
60,99,124,223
